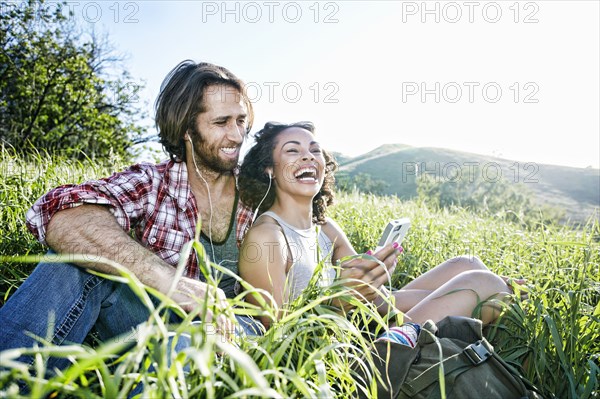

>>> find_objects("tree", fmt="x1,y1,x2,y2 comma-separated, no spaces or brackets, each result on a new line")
336,172,390,196
0,0,149,160
416,165,563,226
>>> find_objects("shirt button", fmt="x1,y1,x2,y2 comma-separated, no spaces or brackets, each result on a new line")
149,237,157,244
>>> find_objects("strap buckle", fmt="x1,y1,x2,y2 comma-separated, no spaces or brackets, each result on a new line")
464,340,492,365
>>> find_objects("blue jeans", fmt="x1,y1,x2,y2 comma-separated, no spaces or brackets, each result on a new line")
0,259,153,371
0,257,263,372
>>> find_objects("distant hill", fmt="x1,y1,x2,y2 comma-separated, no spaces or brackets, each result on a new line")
335,144,600,224
329,151,353,166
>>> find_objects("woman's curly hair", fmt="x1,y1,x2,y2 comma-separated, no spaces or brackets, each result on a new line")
239,121,338,225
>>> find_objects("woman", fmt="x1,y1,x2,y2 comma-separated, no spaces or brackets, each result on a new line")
238,121,514,333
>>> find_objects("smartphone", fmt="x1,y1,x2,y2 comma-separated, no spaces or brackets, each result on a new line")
375,218,411,252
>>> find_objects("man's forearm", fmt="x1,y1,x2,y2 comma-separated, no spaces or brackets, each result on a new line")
46,204,175,294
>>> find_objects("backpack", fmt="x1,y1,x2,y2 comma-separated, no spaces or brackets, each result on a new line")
357,316,545,399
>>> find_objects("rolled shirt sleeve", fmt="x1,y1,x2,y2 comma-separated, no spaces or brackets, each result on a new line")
26,164,156,245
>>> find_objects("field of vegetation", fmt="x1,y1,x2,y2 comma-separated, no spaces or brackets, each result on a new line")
0,149,598,398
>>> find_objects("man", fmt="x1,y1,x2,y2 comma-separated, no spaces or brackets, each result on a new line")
0,60,256,370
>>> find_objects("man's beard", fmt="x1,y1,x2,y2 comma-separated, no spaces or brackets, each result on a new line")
191,133,239,173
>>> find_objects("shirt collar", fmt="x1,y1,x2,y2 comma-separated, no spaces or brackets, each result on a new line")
165,160,243,211
165,160,192,211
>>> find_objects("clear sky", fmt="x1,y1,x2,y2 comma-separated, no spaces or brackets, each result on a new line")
62,0,599,168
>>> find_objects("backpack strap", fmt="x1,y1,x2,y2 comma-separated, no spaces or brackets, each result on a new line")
490,351,547,397
400,339,495,396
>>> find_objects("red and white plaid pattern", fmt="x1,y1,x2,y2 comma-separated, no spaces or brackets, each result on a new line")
26,160,254,280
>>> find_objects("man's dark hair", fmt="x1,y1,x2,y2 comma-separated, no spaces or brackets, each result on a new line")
239,121,338,224
155,60,254,161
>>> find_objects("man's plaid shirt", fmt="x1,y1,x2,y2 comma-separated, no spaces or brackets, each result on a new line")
26,159,254,281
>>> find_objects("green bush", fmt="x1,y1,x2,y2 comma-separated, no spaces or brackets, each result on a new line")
416,165,565,227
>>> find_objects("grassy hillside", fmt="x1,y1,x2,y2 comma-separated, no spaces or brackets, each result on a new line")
338,144,600,224
0,150,598,398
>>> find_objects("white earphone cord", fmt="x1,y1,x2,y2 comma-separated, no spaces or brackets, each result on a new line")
190,137,272,273
188,138,217,271
252,173,272,224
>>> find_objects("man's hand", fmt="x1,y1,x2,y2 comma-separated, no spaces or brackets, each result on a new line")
170,277,235,337
338,242,401,304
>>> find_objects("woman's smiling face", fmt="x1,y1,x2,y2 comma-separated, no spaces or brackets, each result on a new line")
270,127,326,199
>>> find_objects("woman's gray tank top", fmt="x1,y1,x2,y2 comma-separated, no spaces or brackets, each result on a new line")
258,211,336,301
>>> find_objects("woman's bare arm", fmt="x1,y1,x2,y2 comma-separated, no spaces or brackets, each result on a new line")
322,218,400,307
238,219,289,328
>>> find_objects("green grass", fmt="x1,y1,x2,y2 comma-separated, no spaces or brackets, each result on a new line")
0,146,129,304
330,192,600,398
1,148,599,398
